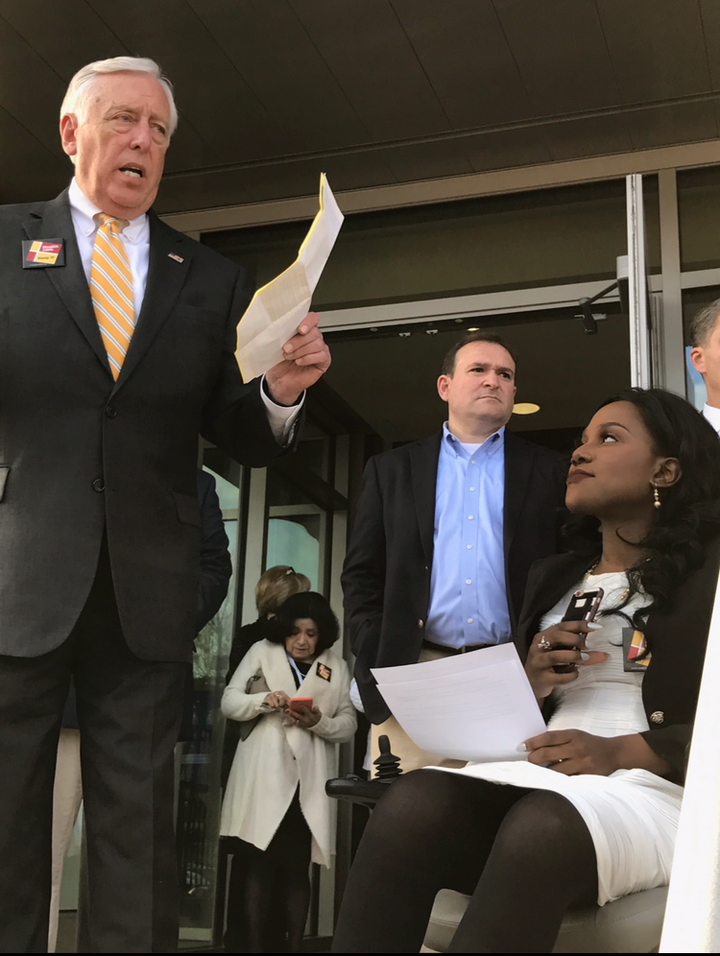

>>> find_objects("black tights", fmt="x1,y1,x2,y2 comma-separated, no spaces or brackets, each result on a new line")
226,793,311,953
332,770,598,953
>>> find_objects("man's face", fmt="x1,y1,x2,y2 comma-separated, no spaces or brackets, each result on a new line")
437,341,517,434
690,314,720,402
60,71,171,220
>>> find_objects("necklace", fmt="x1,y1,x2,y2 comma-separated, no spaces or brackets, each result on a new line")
585,556,602,575
585,556,631,603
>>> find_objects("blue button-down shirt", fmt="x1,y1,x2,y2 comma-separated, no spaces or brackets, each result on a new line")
424,423,511,649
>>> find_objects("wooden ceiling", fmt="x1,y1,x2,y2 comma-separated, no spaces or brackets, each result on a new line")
2,0,720,214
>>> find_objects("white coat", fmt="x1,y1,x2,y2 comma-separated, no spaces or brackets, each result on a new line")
219,639,356,867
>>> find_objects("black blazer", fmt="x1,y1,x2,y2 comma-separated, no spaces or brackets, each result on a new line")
0,190,288,662
65,468,232,730
516,537,720,782
342,430,567,722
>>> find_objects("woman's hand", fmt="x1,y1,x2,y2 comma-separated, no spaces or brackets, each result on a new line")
525,620,608,701
262,690,291,710
286,703,322,729
524,729,672,778
524,729,622,776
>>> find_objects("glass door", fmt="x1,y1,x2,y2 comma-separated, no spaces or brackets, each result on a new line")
177,454,243,949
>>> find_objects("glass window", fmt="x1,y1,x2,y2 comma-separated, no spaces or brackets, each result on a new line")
204,178,658,310
678,166,720,272
265,467,327,592
177,460,240,948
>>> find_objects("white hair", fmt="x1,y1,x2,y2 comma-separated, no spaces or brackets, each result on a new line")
60,56,178,137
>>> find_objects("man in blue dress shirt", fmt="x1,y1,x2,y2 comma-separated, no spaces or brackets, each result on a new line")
342,332,567,771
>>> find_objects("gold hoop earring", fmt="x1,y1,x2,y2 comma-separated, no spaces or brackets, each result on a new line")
653,485,661,509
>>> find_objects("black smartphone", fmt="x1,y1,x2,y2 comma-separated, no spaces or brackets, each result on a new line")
552,587,604,673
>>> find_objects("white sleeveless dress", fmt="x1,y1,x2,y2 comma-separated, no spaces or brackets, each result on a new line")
438,571,683,905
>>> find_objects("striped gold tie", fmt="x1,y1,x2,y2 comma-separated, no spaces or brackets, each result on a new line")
90,214,135,380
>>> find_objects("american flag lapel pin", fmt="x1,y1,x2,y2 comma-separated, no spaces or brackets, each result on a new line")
168,252,184,263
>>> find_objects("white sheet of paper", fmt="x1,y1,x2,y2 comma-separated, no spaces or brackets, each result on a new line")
371,644,546,762
235,173,344,382
660,562,720,953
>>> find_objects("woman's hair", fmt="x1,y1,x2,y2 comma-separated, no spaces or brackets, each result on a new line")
255,566,310,617
566,387,720,620
267,592,340,654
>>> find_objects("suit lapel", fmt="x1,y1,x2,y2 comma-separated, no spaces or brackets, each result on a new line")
115,212,194,389
22,190,110,373
503,431,534,562
410,433,442,566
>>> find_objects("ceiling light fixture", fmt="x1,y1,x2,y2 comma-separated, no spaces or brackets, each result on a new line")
513,403,540,415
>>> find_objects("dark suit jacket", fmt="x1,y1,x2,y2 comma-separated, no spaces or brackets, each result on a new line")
0,189,287,662
342,430,567,722
516,537,720,782
65,468,232,730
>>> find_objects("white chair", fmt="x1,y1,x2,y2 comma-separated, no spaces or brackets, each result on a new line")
423,885,667,954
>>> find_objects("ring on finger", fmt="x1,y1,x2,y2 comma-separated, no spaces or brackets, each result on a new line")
537,637,552,651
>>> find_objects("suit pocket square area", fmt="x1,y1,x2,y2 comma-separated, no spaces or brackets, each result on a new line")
173,491,201,527
0,466,9,501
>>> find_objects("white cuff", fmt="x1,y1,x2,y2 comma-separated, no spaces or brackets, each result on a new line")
260,374,304,445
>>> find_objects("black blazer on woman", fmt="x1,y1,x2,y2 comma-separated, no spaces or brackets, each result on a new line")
516,536,720,782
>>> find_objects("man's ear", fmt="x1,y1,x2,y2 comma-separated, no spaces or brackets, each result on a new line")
654,457,682,490
60,114,79,158
689,346,706,376
437,374,450,403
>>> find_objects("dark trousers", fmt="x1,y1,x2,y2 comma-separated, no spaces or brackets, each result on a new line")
0,542,186,953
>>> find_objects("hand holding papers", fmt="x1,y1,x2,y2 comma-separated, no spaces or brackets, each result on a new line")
371,644,546,763
235,174,343,389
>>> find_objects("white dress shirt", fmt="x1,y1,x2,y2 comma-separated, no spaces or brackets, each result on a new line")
67,178,301,444
703,403,720,437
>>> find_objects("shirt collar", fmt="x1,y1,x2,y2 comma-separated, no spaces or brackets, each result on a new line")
68,177,149,243
703,403,720,435
441,422,505,459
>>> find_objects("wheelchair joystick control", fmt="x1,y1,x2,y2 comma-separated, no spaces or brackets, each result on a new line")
373,734,403,780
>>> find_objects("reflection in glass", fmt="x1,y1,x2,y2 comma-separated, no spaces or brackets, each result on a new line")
177,462,238,947
267,517,321,591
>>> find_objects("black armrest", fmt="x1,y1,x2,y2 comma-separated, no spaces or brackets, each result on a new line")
325,775,395,808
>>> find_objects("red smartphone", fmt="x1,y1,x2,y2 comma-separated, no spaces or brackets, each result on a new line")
553,587,604,673
288,697,313,712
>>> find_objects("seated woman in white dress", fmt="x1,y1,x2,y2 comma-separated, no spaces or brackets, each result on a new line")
332,388,720,954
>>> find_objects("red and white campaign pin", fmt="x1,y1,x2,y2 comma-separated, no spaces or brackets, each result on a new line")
22,239,65,268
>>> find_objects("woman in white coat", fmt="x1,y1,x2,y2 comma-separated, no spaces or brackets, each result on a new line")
220,592,356,952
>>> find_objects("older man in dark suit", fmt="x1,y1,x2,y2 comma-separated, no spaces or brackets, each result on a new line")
342,332,566,773
0,56,329,952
